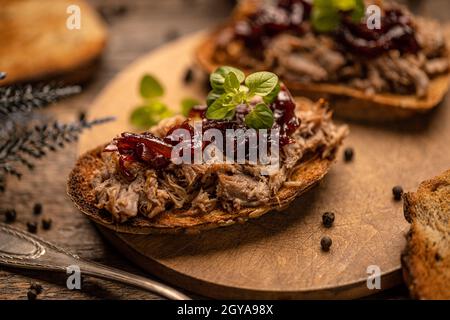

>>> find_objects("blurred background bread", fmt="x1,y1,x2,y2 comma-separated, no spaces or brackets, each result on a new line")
0,0,107,85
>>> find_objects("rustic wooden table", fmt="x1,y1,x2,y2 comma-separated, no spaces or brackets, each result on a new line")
0,0,446,300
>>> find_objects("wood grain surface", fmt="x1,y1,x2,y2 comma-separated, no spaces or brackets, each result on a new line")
76,30,450,299
1,0,448,300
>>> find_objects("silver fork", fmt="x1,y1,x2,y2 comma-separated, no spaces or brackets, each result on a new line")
0,223,190,300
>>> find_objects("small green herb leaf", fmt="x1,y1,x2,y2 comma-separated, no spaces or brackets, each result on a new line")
245,71,279,97
224,72,240,93
130,101,172,129
140,74,164,99
206,91,222,107
245,103,274,129
181,98,201,117
312,2,340,33
263,82,281,104
210,66,245,92
206,94,236,120
332,0,356,11
351,0,365,22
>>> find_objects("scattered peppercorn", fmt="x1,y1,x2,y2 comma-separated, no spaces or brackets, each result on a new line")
392,185,404,201
5,209,17,223
27,289,37,300
78,111,86,122
344,147,354,162
183,68,194,84
322,212,335,228
42,218,52,230
0,71,6,80
321,236,332,252
27,221,37,233
33,203,43,215
29,283,43,294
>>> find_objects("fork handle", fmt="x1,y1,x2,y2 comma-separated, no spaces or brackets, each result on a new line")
78,260,190,300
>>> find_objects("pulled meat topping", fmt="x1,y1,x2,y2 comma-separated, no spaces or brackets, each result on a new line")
214,1,449,97
93,98,347,222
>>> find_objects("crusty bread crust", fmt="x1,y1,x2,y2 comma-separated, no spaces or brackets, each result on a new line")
195,29,450,121
67,146,335,235
401,170,450,300
0,0,107,85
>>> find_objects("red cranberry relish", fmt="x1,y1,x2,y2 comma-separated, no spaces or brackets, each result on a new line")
234,0,420,58
105,85,300,179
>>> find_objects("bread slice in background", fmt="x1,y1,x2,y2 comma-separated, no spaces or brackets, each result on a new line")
402,169,450,299
0,0,107,85
195,0,450,121
196,30,450,122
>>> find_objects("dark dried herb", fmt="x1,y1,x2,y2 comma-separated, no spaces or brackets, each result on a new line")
0,83,81,116
0,117,114,191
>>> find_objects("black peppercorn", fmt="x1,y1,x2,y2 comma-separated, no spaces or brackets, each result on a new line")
33,203,43,215
5,209,17,223
0,71,6,80
344,147,354,162
392,185,403,201
27,289,37,300
42,218,52,230
183,68,194,84
321,236,332,252
78,111,86,122
322,212,335,228
27,221,38,233
29,283,43,294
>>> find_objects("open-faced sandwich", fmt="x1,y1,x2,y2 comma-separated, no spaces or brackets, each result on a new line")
68,67,347,234
196,0,450,120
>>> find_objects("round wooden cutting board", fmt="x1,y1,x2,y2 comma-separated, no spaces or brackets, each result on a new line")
78,32,450,299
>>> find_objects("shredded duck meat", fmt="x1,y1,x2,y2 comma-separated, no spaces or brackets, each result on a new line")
213,1,449,98
91,100,347,222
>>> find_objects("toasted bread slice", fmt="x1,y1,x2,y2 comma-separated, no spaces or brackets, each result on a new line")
196,31,450,121
0,0,107,85
401,169,450,299
68,146,334,235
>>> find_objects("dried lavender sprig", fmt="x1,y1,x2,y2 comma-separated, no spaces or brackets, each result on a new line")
0,116,115,191
0,83,81,116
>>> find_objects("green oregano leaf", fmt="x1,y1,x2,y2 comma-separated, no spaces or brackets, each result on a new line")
244,103,274,129
181,98,201,117
139,74,164,99
224,72,241,93
210,66,245,92
130,101,172,129
245,71,279,97
263,82,281,104
206,91,222,107
206,93,236,120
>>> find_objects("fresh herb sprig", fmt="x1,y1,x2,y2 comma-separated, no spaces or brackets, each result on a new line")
312,0,365,32
206,66,279,129
130,74,202,128
130,74,173,129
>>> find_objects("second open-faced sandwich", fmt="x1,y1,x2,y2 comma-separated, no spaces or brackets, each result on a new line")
68,67,347,234
196,0,450,120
